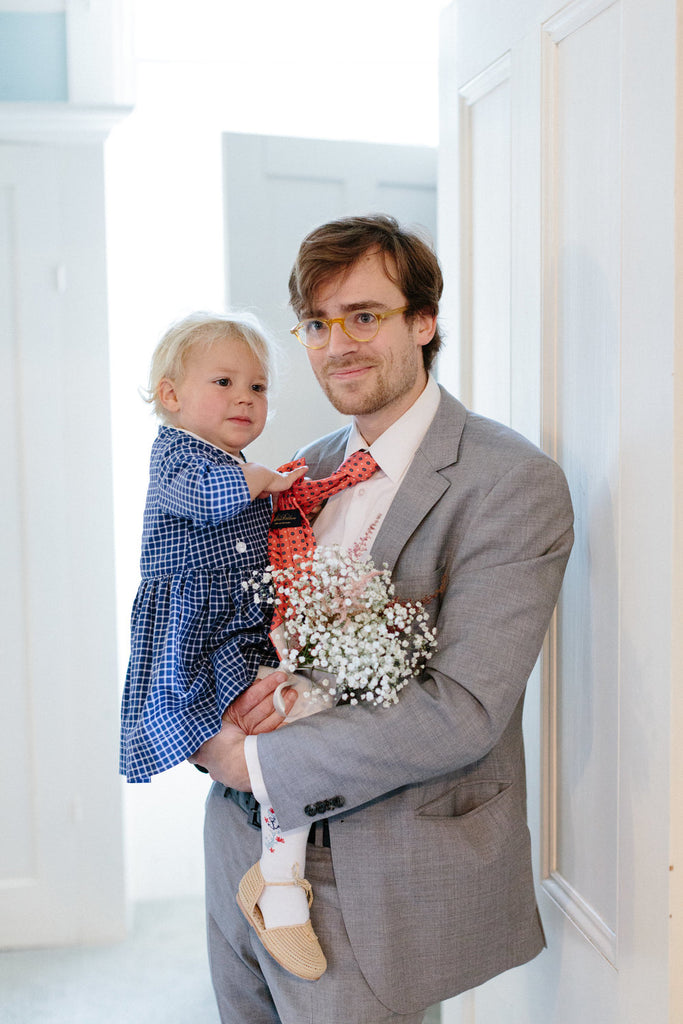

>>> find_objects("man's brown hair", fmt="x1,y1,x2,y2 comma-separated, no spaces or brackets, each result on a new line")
288,214,444,372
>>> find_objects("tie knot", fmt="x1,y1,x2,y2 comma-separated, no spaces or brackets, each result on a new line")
335,449,379,484
288,449,378,510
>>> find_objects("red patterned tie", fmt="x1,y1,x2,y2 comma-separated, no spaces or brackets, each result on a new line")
267,449,379,628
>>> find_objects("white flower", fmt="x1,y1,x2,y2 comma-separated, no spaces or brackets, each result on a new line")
247,542,437,709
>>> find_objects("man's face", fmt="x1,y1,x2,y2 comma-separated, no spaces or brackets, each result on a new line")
304,250,436,443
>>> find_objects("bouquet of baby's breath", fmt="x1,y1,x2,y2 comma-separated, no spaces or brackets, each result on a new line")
248,539,437,708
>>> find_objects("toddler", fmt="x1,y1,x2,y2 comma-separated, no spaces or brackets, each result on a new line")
119,312,325,979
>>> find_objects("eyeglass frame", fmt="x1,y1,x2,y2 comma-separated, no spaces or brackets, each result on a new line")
290,306,410,350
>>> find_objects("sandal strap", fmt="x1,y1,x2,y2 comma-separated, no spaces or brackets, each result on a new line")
293,872,314,907
261,864,313,907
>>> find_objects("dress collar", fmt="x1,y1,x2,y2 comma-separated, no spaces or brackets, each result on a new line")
164,425,245,463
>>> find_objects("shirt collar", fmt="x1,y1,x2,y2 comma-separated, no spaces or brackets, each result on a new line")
344,375,441,483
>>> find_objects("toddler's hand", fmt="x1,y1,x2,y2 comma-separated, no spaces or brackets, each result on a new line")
270,464,308,492
242,462,307,501
258,464,308,498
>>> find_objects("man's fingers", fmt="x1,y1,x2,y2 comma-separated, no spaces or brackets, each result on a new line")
234,687,296,734
249,686,298,733
230,670,287,715
226,673,297,735
249,709,285,734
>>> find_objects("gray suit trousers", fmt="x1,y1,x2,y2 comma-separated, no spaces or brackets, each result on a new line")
204,784,427,1024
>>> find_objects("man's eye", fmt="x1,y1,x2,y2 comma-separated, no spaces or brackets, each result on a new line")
306,320,327,334
354,311,377,326
215,378,231,387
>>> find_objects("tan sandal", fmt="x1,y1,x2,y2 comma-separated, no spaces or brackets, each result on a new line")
236,861,327,981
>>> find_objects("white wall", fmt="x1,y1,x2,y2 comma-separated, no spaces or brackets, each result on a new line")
106,0,447,902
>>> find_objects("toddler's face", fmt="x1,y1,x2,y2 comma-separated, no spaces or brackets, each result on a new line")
166,336,268,455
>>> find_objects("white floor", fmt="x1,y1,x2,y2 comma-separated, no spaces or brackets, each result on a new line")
0,897,441,1023
0,898,219,1024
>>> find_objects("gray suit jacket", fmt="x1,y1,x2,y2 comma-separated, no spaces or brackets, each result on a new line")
258,387,574,1012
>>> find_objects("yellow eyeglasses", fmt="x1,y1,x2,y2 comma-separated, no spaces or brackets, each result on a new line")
290,306,409,350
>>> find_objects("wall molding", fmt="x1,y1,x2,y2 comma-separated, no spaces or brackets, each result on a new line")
460,51,512,107
0,103,131,144
543,0,620,44
541,617,619,965
540,0,622,970
457,52,512,411
543,872,618,965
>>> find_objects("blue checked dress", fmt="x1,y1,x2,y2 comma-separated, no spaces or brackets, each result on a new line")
120,426,278,783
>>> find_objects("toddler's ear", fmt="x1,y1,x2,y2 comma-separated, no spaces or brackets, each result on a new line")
157,378,180,413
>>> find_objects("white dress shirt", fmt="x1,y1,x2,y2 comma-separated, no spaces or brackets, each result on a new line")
245,375,442,802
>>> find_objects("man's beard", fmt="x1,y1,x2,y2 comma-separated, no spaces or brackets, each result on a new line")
315,347,422,417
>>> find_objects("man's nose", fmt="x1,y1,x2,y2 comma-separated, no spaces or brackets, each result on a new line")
327,320,358,355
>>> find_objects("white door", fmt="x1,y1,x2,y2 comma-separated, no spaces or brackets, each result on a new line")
0,140,125,948
438,0,681,1021
222,132,436,466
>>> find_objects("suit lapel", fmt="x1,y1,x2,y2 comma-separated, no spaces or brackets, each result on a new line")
371,389,467,572
300,387,468,573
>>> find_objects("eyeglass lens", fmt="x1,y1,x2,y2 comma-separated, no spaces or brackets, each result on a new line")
300,311,380,347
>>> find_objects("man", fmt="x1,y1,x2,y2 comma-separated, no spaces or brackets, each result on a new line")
192,215,574,1023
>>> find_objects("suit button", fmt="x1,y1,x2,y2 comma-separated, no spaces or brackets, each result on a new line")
315,801,327,815
304,804,317,817
331,795,345,808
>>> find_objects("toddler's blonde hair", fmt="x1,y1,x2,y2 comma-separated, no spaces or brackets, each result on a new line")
146,311,275,424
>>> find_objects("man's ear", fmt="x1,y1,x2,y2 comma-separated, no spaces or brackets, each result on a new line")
157,377,180,413
413,310,438,348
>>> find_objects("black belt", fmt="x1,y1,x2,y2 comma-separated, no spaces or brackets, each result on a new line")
223,787,330,847
223,787,261,828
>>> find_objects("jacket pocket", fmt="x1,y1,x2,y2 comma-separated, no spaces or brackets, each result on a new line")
415,778,524,865
416,778,513,820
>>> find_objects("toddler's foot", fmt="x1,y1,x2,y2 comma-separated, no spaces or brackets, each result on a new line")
236,862,327,981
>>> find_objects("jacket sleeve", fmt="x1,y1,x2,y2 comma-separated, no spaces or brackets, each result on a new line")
255,454,574,831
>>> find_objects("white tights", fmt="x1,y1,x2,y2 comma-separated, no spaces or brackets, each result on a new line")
256,672,327,929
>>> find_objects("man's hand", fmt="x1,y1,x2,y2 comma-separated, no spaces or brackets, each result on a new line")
189,718,251,789
227,669,297,735
188,670,297,789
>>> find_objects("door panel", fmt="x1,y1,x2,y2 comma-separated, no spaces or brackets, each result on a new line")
222,133,436,467
545,0,621,963
461,57,512,424
0,143,125,948
439,0,679,1020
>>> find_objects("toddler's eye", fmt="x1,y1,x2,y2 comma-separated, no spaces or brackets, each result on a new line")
252,383,267,393
215,378,231,387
